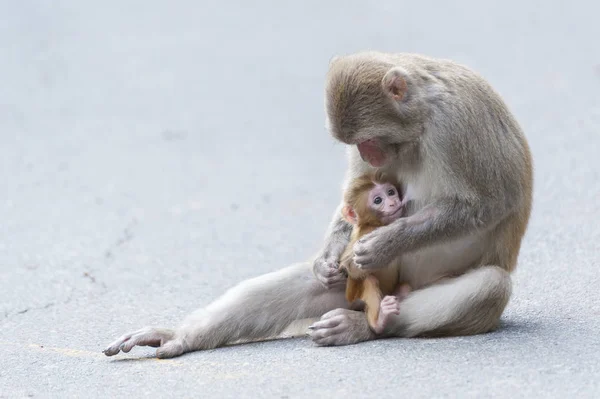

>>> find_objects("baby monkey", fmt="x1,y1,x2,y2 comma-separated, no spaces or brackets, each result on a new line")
340,172,411,334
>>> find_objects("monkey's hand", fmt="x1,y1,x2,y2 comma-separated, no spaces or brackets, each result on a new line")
353,219,405,270
307,308,376,346
312,254,347,289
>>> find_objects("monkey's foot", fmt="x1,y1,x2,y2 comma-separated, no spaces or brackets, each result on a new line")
102,327,183,358
308,308,376,346
373,296,400,334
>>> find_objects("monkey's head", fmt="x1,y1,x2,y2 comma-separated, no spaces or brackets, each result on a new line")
325,53,424,167
342,171,404,228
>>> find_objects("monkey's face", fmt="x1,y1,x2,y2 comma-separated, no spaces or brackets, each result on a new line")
325,59,422,168
357,139,388,167
328,118,411,168
368,182,403,224
326,110,404,168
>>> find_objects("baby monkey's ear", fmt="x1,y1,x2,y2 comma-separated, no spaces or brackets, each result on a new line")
342,204,358,225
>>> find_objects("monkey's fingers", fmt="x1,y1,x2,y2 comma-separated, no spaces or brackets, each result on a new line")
381,295,397,305
307,315,347,344
314,262,346,289
315,270,344,288
103,331,136,356
120,333,160,353
353,254,377,270
352,238,382,270
324,271,347,288
320,307,353,320
381,303,400,315
308,314,343,332
310,324,348,346
380,296,400,314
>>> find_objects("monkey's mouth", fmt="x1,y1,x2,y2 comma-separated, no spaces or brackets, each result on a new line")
390,206,404,218
382,205,405,222
357,140,387,167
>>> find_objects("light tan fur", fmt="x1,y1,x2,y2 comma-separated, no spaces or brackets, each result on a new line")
103,52,532,358
316,52,532,340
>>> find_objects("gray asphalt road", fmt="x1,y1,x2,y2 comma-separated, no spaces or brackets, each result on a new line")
1,1,599,398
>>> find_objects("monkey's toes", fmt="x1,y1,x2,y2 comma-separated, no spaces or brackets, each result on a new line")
102,346,119,356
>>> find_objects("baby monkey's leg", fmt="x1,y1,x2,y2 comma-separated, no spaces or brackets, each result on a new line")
361,275,383,330
373,283,412,334
374,296,400,334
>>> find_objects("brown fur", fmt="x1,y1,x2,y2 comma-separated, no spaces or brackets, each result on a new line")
339,172,404,331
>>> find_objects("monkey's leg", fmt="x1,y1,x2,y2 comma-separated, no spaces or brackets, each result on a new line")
308,265,511,345
345,277,362,303
396,266,511,337
104,262,348,358
360,275,383,330
374,296,400,334
313,208,353,289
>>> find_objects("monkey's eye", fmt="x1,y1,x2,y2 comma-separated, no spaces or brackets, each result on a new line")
373,197,383,205
387,189,396,196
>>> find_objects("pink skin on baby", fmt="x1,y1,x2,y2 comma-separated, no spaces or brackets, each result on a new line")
367,182,404,224
373,284,412,334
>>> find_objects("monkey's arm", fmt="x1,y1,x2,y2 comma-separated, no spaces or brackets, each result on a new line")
312,203,353,288
314,146,377,280
353,196,513,270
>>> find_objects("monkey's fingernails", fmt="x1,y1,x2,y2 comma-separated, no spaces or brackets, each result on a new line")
307,325,315,330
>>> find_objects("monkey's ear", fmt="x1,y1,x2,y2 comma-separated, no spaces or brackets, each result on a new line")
382,67,409,101
342,204,358,225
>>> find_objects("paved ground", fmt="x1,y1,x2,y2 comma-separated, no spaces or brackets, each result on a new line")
1,1,599,398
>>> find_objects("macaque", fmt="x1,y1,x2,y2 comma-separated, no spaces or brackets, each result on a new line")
339,172,411,334
103,51,532,358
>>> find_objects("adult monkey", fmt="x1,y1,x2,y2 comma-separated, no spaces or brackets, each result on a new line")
103,52,532,358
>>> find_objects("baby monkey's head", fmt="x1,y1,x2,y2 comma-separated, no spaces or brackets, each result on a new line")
342,171,404,228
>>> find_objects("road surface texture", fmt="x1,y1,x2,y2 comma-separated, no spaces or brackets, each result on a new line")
1,1,599,398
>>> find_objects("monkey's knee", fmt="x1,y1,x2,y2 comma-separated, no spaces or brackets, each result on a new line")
479,266,512,327
414,266,512,338
477,266,512,310
447,266,512,335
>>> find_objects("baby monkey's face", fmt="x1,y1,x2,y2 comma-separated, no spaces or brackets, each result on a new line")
368,182,403,224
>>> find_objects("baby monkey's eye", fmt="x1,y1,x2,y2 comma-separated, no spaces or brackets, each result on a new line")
374,197,383,205
387,189,396,196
